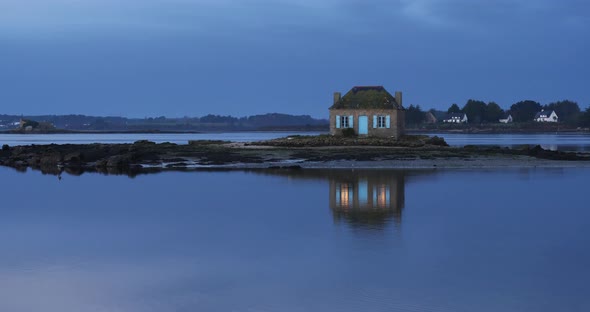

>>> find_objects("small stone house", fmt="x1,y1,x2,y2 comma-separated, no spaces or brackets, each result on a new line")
329,86,405,139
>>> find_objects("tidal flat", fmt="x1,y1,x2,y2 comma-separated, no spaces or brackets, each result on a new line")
1,135,590,176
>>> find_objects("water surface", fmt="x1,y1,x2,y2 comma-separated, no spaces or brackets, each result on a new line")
422,132,590,151
2,132,590,151
0,167,589,311
0,131,323,146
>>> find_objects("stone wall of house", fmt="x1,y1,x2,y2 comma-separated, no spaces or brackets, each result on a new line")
329,109,405,139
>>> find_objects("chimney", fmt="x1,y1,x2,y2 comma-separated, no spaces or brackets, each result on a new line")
395,91,403,107
333,92,341,105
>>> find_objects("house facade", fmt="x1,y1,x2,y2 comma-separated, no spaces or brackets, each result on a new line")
442,113,468,123
499,113,513,123
534,110,558,122
329,86,405,139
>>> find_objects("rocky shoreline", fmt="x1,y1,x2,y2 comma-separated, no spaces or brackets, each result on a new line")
1,135,589,176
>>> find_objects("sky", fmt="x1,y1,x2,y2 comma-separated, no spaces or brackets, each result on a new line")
0,0,589,118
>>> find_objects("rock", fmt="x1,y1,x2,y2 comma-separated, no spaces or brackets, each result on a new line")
106,154,132,168
64,152,82,163
39,152,62,166
81,145,112,162
425,136,449,147
10,146,25,156
27,156,41,166
133,140,156,145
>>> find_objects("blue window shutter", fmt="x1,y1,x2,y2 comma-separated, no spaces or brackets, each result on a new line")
349,115,353,128
386,115,391,128
336,115,340,128
373,115,377,128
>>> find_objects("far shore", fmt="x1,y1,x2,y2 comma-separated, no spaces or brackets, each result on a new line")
2,127,590,135
406,128,590,134
0,129,329,135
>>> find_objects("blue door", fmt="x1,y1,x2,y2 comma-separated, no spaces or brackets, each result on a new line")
358,116,368,135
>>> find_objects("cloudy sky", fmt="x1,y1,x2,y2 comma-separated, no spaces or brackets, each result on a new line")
0,0,588,117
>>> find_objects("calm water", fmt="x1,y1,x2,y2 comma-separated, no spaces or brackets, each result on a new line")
0,132,324,146
422,132,590,151
1,167,589,311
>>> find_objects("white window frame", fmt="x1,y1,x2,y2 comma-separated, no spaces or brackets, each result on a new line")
341,116,350,128
377,116,386,128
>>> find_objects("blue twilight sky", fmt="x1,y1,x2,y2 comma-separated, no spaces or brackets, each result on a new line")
0,0,589,118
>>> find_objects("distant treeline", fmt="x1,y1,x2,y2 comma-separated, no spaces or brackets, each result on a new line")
406,99,590,127
0,113,329,132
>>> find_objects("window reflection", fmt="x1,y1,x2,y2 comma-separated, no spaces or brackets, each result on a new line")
328,170,406,229
335,183,354,208
374,184,390,209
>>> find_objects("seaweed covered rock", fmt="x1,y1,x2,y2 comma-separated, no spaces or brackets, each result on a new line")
425,136,449,147
106,154,133,168
64,152,82,164
133,140,156,145
252,134,447,148
39,151,62,166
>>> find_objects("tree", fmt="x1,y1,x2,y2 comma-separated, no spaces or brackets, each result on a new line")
510,100,542,122
579,107,590,127
447,103,461,113
484,102,505,123
545,100,581,123
462,99,487,123
405,104,425,125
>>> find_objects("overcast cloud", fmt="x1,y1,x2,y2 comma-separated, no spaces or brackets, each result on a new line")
0,0,588,117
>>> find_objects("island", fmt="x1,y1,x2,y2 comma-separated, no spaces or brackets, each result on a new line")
3,85,589,176
1,134,589,176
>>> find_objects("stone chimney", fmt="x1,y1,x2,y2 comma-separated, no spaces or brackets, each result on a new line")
395,91,403,108
333,92,341,105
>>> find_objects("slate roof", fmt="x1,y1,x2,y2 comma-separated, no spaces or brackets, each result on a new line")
535,110,556,119
445,113,466,120
330,86,403,110
431,111,448,120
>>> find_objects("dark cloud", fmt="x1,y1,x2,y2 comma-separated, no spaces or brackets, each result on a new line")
0,0,588,116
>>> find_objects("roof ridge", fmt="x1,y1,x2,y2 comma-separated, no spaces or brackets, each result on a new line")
330,86,402,110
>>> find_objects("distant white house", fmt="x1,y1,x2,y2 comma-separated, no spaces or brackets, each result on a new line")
534,110,558,123
499,113,513,123
442,113,468,124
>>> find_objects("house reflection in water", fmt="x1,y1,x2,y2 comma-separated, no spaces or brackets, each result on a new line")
329,171,405,229
252,168,413,229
